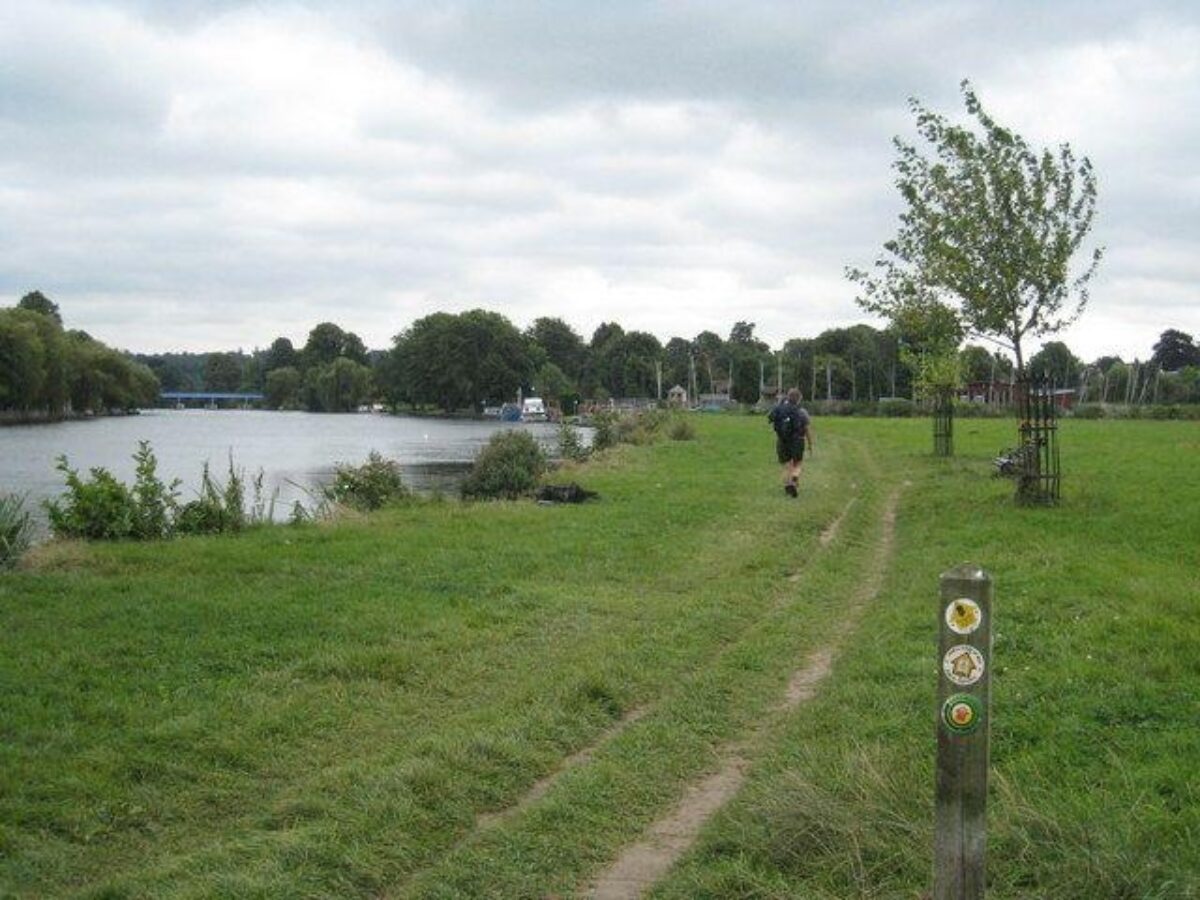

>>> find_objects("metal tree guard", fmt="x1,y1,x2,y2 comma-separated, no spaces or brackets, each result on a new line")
933,390,954,457
1015,378,1060,504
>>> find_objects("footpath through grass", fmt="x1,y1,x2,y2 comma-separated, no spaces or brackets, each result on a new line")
2,415,892,898
654,418,1200,899
2,416,1197,898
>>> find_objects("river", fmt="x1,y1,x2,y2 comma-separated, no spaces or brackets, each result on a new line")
0,409,571,528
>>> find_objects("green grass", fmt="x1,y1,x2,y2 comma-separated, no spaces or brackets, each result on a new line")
653,418,1200,899
1,416,1197,898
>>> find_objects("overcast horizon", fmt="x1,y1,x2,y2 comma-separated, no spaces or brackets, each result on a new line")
3,1,1197,362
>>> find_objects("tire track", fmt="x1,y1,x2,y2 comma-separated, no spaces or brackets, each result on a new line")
585,483,905,899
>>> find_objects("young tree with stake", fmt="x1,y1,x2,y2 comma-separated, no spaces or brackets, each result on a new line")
848,80,1102,378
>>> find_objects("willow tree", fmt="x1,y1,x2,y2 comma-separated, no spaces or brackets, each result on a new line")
849,80,1102,378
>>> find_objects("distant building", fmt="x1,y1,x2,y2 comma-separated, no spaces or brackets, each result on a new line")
667,384,688,407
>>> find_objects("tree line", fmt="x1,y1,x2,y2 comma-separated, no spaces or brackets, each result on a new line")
6,291,1198,420
138,311,1200,414
0,292,158,420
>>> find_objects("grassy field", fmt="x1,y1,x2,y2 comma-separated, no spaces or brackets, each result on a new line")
1,415,1197,898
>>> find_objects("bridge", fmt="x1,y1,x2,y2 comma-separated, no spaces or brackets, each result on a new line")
161,391,265,406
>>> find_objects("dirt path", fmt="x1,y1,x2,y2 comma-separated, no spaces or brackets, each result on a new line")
476,706,647,831
585,484,904,899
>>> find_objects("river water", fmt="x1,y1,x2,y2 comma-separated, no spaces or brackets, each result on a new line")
0,409,569,528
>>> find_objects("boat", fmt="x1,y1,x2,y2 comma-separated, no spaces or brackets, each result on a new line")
521,397,548,422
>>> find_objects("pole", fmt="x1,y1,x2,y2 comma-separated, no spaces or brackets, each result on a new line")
934,565,993,900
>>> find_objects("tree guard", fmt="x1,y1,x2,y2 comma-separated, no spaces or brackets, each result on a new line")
1016,378,1060,504
933,390,954,458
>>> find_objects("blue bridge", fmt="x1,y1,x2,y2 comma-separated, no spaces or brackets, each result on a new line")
161,391,265,406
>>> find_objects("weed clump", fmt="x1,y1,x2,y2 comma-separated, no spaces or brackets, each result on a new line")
461,430,546,500
668,415,696,441
589,408,695,448
46,443,275,540
557,422,589,461
325,451,408,511
0,493,34,568
47,456,142,540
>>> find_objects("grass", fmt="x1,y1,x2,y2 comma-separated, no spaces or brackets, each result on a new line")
1,415,1197,898
653,418,1200,899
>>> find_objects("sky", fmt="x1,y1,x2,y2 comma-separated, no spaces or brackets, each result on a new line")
1,1,1197,362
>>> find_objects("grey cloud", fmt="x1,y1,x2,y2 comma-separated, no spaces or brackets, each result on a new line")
1,1,1197,360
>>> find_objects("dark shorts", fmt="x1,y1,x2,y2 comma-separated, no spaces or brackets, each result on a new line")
776,437,805,464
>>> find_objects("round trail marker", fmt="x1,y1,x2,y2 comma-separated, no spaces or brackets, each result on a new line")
942,694,982,735
945,598,982,635
942,645,985,686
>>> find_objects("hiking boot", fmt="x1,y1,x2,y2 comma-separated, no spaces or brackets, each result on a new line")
785,482,798,498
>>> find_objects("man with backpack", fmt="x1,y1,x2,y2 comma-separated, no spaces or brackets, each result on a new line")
767,387,814,498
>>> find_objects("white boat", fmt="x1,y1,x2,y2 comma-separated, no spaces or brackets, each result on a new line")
521,397,547,422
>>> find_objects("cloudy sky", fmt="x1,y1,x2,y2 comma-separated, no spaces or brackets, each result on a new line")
2,1,1197,361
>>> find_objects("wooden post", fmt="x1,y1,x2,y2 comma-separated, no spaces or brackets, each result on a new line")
935,565,993,899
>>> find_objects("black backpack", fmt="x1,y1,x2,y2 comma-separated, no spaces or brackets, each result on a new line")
771,403,800,440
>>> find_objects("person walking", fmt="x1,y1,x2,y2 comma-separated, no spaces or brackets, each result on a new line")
767,387,813,497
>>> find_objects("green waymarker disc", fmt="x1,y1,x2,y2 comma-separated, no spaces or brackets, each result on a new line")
942,693,983,735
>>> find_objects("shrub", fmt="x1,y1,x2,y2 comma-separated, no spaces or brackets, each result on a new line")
590,411,619,451
557,422,589,461
878,398,915,417
130,441,180,538
45,457,137,540
326,451,408,510
175,458,248,536
1070,403,1105,419
0,493,34,569
668,415,696,440
461,430,547,500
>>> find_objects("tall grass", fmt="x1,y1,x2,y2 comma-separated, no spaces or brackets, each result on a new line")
1,418,1195,898
0,492,33,568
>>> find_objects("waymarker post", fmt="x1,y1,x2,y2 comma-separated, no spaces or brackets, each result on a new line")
934,564,993,899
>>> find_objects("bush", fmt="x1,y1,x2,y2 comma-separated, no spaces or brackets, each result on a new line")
46,457,137,540
1070,403,1105,419
461,430,546,500
130,441,180,538
557,422,589,462
175,459,248,536
45,444,278,541
668,415,696,440
326,452,408,510
590,411,619,451
0,493,34,569
878,398,915,417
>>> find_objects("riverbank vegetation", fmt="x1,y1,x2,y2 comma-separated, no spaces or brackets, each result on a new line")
0,493,33,568
45,442,274,541
7,291,1198,420
0,292,158,422
1,416,1195,897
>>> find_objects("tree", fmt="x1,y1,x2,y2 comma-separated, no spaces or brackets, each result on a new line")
692,330,724,394
17,290,62,325
311,357,372,412
1029,340,1082,386
302,322,368,368
849,80,1102,376
204,352,243,392
960,345,995,384
1150,329,1199,372
724,322,771,403
388,310,533,412
663,337,692,392
533,361,573,409
264,366,302,409
263,336,298,373
527,317,586,381
0,312,46,411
